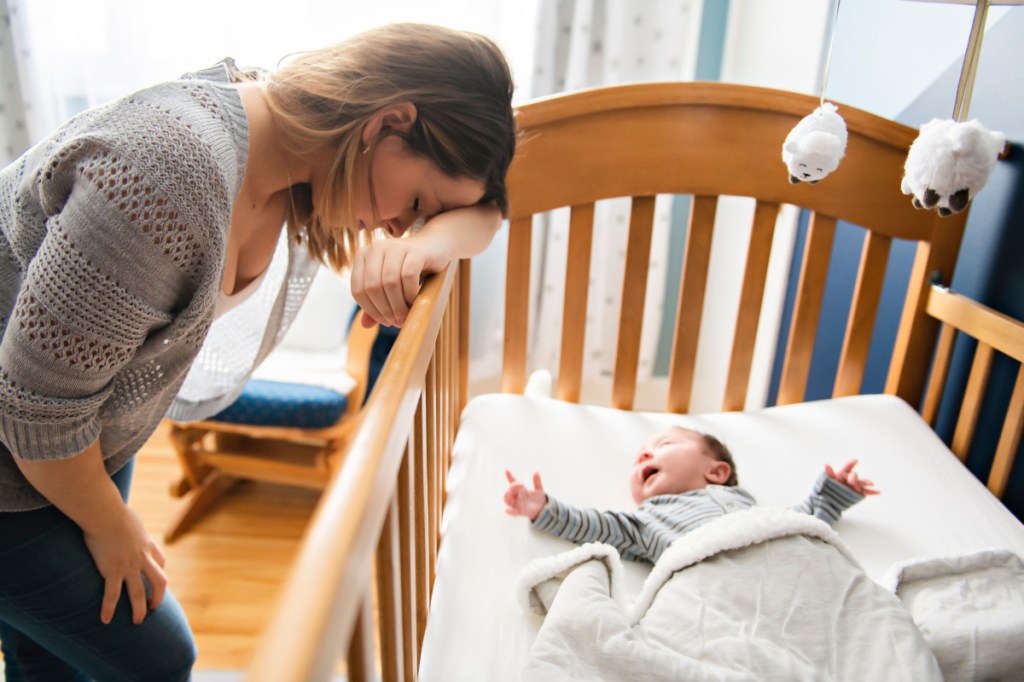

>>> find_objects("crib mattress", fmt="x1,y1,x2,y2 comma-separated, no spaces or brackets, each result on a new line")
418,393,1024,681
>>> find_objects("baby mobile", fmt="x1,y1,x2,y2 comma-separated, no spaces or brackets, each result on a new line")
782,0,1009,216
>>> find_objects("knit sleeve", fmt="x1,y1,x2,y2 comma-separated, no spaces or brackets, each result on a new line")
532,496,648,557
791,472,865,525
0,137,203,461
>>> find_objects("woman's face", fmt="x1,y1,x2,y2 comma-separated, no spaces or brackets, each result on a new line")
352,135,486,236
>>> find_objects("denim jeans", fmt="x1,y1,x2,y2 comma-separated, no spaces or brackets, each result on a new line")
0,459,196,681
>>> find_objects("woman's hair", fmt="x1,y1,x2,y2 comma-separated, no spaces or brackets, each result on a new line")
264,23,516,271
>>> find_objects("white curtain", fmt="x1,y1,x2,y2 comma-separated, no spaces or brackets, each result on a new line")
526,0,703,394
0,0,32,165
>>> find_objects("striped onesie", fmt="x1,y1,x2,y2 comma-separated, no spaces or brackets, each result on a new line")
532,474,864,563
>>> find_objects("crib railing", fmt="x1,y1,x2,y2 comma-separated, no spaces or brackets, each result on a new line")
248,260,467,682
922,284,1024,498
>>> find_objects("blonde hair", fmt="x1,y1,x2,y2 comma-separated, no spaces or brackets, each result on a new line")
264,23,516,271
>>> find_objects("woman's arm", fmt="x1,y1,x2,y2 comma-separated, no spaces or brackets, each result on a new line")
350,204,501,327
14,442,167,625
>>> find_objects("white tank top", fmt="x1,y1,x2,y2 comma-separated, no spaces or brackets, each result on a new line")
213,267,269,319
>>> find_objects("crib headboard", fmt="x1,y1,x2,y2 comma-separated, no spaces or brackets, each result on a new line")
500,82,966,412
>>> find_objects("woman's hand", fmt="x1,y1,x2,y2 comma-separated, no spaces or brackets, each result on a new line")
83,505,168,625
13,442,168,625
350,204,501,328
349,231,451,329
504,470,547,521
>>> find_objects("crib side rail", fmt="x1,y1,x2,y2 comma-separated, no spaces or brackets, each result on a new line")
922,284,1024,498
248,261,465,682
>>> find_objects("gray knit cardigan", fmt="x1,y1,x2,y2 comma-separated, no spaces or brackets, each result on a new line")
0,62,317,511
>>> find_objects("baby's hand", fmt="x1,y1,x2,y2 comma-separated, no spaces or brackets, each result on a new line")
504,470,547,521
825,459,880,496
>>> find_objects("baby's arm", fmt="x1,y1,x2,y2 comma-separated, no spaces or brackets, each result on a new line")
793,459,878,525
504,470,646,555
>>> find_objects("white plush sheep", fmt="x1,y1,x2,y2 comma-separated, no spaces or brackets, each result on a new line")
901,118,1006,216
782,102,848,184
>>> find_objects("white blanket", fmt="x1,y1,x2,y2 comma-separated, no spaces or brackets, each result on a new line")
884,549,1024,682
517,508,942,682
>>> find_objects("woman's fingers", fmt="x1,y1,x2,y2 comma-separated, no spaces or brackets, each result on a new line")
126,573,148,625
100,576,121,625
351,246,395,326
145,556,168,612
380,246,412,325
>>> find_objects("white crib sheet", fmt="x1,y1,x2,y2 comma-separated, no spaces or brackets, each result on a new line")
418,394,1024,681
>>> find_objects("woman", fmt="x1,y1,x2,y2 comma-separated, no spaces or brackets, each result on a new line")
0,23,515,680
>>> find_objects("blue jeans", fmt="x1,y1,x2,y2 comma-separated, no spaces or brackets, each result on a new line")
0,459,196,681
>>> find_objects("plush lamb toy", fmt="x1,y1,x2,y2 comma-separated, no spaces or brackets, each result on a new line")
782,102,848,184
901,118,1007,216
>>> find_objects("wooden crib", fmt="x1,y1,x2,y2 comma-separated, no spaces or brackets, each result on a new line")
246,83,1024,681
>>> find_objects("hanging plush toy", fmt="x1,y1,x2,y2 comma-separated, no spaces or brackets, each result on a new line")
782,102,849,184
901,118,1007,216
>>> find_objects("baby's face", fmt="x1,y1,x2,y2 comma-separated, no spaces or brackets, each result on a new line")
629,428,723,504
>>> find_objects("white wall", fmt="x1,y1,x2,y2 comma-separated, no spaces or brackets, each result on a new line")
827,0,1010,120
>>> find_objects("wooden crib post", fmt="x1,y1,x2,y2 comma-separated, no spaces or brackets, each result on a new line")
886,216,967,406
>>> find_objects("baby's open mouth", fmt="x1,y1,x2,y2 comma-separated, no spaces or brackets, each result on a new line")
641,465,658,483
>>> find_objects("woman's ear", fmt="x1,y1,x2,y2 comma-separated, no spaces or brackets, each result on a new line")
361,102,418,145
705,461,731,485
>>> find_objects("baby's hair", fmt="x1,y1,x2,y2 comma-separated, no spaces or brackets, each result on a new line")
673,426,739,487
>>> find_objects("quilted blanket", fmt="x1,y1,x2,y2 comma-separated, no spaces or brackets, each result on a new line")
516,507,942,682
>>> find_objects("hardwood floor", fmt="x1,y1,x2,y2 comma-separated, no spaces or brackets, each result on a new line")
132,421,321,671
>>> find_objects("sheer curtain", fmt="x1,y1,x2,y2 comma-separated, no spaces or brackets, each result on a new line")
527,0,703,396
0,0,32,165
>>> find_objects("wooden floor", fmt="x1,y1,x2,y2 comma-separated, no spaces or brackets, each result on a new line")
132,420,321,671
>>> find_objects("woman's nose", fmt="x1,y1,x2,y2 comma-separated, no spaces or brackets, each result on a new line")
385,217,407,237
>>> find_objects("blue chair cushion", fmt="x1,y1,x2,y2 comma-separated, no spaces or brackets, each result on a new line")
211,379,349,429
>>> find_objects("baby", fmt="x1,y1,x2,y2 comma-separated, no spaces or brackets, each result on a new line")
504,426,878,563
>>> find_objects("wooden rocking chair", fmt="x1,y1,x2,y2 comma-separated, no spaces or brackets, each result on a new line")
163,310,379,543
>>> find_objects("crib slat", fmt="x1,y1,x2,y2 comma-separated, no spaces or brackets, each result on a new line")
557,203,596,403
952,341,995,460
413,397,429,654
425,361,438,591
989,366,1024,498
613,196,657,410
667,195,717,413
376,494,404,682
459,260,470,413
921,323,958,425
503,216,533,393
834,231,892,397
723,200,779,411
347,594,376,682
777,212,837,405
922,323,956,426
397,443,419,679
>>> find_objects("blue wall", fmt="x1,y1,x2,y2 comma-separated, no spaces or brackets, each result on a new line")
768,9,1024,519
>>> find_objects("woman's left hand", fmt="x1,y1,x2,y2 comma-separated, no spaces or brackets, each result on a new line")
350,233,452,328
